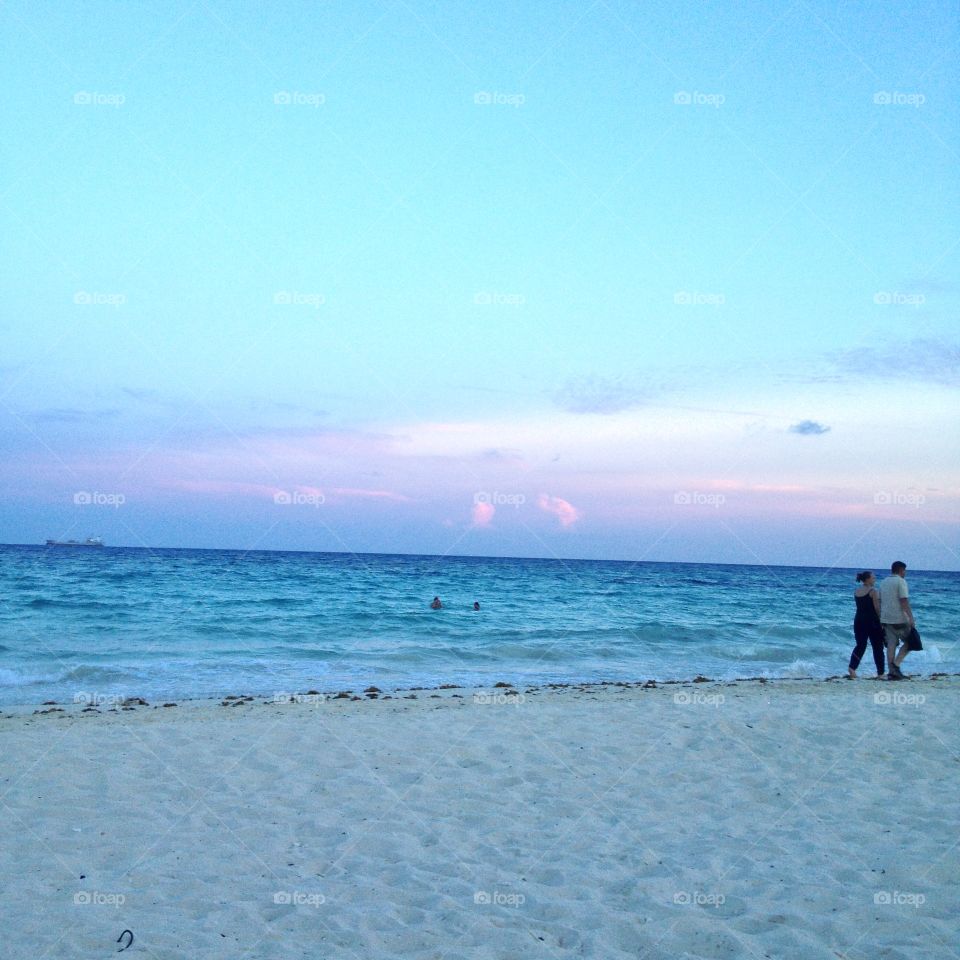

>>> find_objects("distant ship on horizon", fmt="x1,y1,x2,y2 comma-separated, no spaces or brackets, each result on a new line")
45,537,104,547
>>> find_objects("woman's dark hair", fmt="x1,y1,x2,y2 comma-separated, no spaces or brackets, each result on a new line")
855,571,873,583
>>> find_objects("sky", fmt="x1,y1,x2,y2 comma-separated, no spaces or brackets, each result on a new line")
1,0,958,569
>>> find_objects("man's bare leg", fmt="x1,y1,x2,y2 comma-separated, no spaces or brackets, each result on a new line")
884,626,910,677
884,627,900,676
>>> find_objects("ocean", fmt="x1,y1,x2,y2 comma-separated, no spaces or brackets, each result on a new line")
0,544,955,706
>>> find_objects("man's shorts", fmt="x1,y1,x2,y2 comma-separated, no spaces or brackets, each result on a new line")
883,622,911,647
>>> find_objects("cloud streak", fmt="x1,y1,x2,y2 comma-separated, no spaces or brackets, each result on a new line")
553,375,650,414
822,338,960,388
329,487,412,503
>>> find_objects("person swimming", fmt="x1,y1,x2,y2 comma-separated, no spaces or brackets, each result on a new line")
473,601,480,611
430,596,442,610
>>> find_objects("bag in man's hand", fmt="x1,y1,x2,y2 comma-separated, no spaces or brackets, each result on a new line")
905,626,923,651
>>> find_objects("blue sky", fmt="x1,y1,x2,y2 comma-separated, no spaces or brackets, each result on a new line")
1,0,957,567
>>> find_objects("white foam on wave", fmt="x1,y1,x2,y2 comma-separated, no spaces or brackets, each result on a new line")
778,659,821,678
0,667,46,688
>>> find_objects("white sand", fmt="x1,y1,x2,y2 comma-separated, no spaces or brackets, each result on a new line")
1,677,957,959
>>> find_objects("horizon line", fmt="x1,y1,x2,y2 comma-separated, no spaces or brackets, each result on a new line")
5,542,956,575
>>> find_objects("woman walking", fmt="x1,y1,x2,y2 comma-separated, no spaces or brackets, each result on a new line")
848,571,886,678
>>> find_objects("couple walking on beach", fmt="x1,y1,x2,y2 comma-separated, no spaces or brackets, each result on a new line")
848,560,921,680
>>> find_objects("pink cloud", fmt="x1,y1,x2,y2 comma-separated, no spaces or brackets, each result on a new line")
537,493,581,527
472,500,495,527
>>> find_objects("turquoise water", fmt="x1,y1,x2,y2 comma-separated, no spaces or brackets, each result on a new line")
0,545,956,705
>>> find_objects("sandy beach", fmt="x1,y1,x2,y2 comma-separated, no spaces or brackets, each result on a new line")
1,676,957,959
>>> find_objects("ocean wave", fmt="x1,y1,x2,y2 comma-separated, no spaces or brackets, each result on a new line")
0,667,48,688
57,664,140,684
25,598,134,612
713,644,807,662
282,647,353,661
101,571,151,583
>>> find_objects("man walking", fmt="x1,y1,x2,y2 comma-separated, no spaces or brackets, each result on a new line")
878,561,915,679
